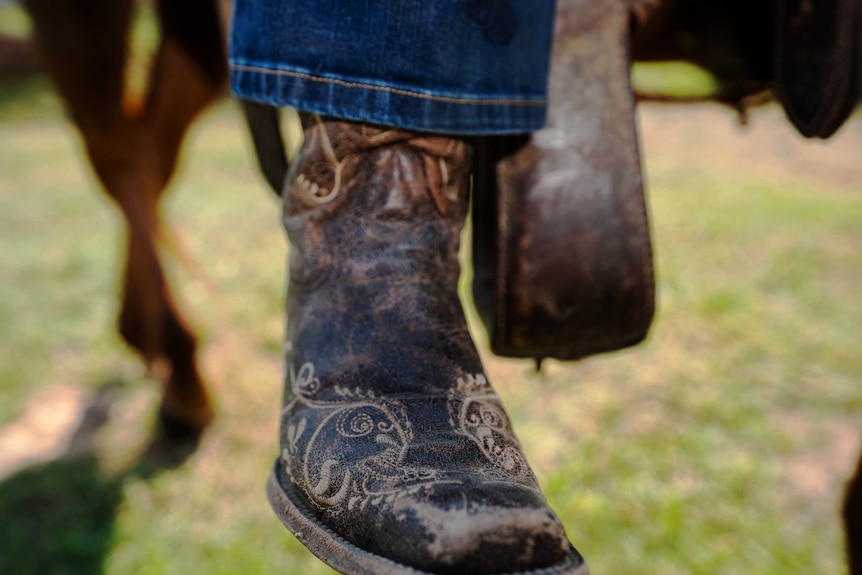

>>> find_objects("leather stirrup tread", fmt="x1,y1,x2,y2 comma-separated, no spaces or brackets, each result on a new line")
472,0,655,362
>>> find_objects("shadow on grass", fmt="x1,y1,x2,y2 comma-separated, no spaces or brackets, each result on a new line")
0,382,202,575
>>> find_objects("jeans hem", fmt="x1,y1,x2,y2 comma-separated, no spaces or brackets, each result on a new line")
229,62,548,135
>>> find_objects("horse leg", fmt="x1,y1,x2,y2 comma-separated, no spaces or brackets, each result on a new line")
845,447,862,575
131,0,226,433
22,0,217,433
102,151,215,433
147,0,227,186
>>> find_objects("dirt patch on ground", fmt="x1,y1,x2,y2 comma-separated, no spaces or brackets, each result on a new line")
777,412,861,501
0,385,86,477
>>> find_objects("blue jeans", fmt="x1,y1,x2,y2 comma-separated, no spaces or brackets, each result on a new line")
229,0,556,135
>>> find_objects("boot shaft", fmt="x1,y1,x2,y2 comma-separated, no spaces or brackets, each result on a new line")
283,115,472,287
282,115,480,396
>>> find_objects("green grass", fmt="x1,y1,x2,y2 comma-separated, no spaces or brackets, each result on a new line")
0,4,31,38
0,81,860,575
632,61,719,99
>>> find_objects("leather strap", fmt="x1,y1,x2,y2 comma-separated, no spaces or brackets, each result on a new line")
240,99,290,196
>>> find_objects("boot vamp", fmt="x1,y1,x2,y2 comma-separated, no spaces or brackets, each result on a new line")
279,369,569,574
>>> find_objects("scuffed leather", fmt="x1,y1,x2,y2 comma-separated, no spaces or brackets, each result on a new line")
277,115,577,574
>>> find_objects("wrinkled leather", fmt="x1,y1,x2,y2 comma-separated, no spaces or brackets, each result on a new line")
276,115,581,574
472,0,654,362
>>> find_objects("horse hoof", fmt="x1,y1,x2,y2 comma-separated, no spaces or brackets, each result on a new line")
156,403,213,444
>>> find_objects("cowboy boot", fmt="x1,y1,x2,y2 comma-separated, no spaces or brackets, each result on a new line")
267,114,588,575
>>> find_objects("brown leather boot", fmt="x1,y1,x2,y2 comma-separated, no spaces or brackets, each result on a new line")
267,114,588,575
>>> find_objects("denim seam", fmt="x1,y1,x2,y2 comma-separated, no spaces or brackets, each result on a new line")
229,63,546,107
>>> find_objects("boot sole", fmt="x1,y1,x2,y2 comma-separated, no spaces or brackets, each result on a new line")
267,461,590,575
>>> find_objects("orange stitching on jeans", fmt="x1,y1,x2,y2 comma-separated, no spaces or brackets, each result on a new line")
230,63,546,107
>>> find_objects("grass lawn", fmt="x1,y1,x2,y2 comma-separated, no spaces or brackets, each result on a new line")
0,77,860,575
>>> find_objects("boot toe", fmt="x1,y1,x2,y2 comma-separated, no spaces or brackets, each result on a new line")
334,479,571,574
